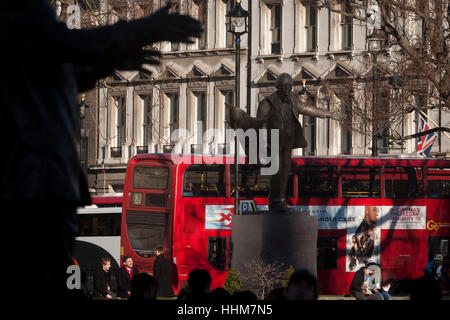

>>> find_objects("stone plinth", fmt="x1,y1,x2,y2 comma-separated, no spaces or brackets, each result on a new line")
231,211,318,277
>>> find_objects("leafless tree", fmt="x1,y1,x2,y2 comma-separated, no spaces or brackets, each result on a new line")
240,258,287,300
316,0,449,149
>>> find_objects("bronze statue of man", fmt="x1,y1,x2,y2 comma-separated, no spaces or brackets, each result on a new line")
256,73,343,211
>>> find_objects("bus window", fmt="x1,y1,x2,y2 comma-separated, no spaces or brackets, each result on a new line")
230,164,294,198
427,167,450,199
76,214,121,237
126,210,168,258
428,237,449,263
208,237,227,270
317,237,338,270
133,166,169,190
183,165,226,197
384,167,424,199
341,166,381,198
297,166,338,198
145,193,166,207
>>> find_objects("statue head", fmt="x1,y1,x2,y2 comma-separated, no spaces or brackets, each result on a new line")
275,73,293,99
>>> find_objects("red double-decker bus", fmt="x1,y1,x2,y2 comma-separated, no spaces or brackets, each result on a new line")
120,154,449,295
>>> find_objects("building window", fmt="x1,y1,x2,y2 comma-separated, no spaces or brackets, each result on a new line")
413,95,425,151
114,96,126,148
141,94,152,147
305,4,317,52
341,3,352,50
171,42,180,52
168,93,179,135
303,115,316,155
341,101,352,154
378,90,390,154
217,90,234,131
194,0,207,49
268,3,282,54
225,0,235,48
195,92,207,135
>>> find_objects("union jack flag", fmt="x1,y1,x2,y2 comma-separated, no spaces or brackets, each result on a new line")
417,114,436,157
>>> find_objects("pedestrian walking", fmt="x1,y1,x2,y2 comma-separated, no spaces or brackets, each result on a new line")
94,258,115,299
153,246,175,298
117,256,139,298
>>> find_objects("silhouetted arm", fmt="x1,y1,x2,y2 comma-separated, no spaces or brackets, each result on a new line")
2,1,201,65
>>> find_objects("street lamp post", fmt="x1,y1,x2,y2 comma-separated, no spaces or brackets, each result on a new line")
78,93,89,176
368,29,384,157
226,0,248,216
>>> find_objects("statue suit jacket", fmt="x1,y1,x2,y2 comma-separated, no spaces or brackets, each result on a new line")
256,92,332,149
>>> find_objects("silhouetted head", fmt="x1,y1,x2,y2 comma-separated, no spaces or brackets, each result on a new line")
275,73,293,99
130,273,156,301
267,287,286,300
209,287,231,302
286,269,318,300
231,290,258,301
188,269,212,293
409,275,441,300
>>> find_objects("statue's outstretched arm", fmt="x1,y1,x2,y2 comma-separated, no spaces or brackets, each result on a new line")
225,103,267,131
296,96,346,121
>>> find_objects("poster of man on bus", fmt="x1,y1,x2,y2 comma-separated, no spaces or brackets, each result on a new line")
347,206,381,272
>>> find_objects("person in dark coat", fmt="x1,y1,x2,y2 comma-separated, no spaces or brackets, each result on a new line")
153,246,175,298
349,266,382,300
1,0,201,300
117,256,139,298
94,258,115,299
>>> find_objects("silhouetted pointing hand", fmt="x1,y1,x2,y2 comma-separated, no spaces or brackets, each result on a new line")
128,3,203,47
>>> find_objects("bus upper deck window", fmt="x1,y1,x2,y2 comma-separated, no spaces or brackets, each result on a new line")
384,167,424,199
427,167,450,199
133,166,169,190
297,165,338,198
183,165,226,197
229,164,295,197
341,166,381,198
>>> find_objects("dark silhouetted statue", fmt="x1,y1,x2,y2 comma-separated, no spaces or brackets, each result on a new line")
1,0,201,300
227,73,344,211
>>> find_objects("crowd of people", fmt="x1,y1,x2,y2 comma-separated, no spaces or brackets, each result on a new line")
91,250,448,301
91,248,448,301
91,246,318,301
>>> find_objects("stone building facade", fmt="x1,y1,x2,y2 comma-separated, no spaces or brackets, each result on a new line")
81,0,449,194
